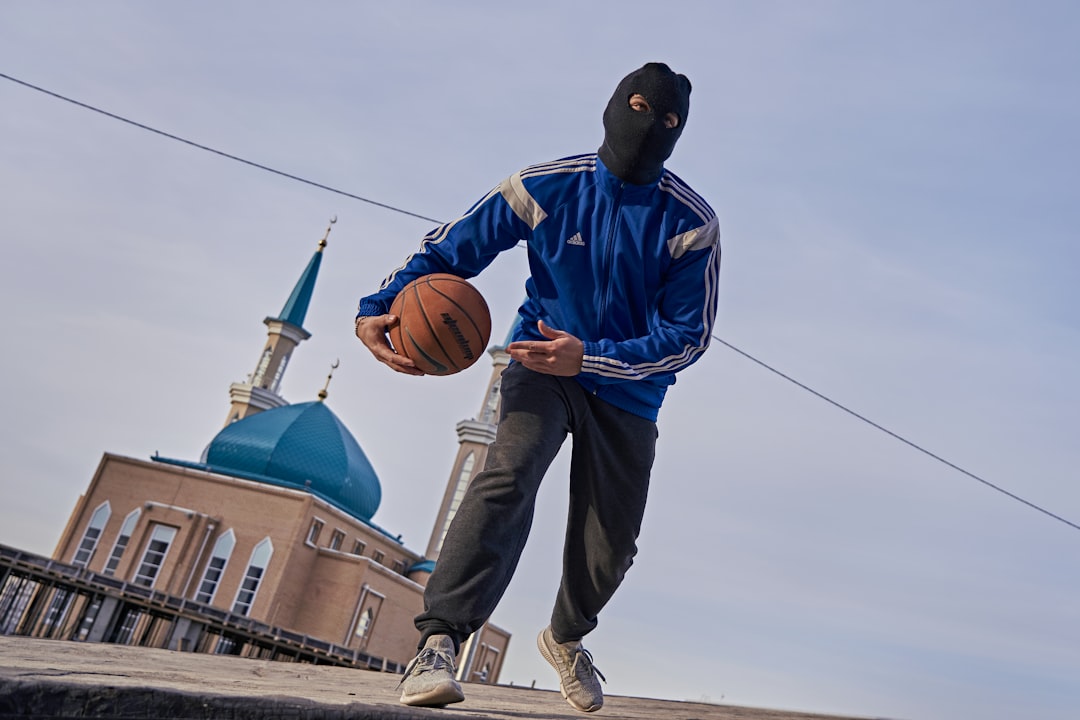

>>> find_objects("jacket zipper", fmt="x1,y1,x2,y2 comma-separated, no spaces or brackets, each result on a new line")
597,181,625,332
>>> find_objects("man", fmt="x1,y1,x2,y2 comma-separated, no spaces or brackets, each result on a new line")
355,62,720,712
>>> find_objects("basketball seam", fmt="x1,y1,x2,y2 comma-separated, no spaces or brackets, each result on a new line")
415,278,462,372
403,327,450,374
428,286,488,344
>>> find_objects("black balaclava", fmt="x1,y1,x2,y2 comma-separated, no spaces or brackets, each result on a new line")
598,62,692,185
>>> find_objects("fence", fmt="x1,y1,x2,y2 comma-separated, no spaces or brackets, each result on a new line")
0,543,403,673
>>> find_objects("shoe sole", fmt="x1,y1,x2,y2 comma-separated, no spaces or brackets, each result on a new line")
400,682,465,707
536,629,602,713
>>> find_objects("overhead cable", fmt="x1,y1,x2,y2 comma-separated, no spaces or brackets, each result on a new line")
0,72,442,225
715,337,1079,532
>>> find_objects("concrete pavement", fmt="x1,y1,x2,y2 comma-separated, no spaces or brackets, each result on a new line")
0,636,880,720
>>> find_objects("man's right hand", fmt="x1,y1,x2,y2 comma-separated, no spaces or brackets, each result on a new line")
354,315,424,376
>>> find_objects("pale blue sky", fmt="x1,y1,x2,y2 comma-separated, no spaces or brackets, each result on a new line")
2,3,1078,719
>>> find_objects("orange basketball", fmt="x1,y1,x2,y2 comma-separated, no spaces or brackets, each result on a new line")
388,274,492,376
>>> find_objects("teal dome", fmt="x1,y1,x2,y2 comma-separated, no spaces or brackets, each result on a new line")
201,401,381,521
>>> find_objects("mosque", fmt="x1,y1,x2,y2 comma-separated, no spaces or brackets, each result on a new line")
0,223,511,683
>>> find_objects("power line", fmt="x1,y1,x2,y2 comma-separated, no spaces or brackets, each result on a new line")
4,70,1075,533
715,337,1080,532
0,72,443,225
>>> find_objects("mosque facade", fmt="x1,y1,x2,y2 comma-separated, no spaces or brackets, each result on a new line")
3,224,510,683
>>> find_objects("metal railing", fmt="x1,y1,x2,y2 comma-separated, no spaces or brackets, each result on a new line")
0,543,403,674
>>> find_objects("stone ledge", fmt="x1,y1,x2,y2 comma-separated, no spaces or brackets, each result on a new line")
0,637,875,720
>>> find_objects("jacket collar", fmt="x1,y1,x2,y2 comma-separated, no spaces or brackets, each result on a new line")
594,154,664,199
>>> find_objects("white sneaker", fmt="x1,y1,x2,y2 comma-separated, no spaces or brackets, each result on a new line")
537,626,606,712
397,634,465,707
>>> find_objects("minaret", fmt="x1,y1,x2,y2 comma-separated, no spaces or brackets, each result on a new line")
224,219,335,425
424,321,517,560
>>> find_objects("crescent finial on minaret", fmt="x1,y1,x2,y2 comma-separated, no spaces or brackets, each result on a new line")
318,216,337,251
318,358,340,401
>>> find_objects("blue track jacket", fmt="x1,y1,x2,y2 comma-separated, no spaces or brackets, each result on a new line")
357,154,721,421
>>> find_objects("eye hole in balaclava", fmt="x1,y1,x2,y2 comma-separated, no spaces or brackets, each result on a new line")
598,62,692,185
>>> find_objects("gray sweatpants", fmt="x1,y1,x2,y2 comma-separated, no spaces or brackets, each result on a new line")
416,362,657,650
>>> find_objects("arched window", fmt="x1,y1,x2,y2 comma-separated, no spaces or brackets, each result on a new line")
233,538,272,616
132,524,178,588
481,376,503,423
104,508,141,576
73,502,111,567
435,453,475,554
355,607,373,639
352,589,385,648
270,354,289,392
196,530,236,605
252,346,273,387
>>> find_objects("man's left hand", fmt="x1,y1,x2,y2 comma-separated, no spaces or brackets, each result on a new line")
507,319,583,376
